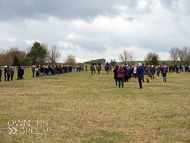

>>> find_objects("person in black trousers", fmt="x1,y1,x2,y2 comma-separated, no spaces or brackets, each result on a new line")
113,65,118,86
136,63,144,89
4,66,7,81
17,66,21,80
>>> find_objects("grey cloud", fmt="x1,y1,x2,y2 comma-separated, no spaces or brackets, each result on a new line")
0,0,121,21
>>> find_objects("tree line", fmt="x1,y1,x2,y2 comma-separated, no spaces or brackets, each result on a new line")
118,46,190,66
0,42,77,66
1,42,189,66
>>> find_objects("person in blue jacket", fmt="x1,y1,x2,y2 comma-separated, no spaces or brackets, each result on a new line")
136,63,144,89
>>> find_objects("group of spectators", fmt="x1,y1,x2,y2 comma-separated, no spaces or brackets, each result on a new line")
112,63,189,89
169,64,189,73
31,65,85,77
0,65,24,82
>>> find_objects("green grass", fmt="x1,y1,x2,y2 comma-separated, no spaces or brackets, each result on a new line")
0,70,190,142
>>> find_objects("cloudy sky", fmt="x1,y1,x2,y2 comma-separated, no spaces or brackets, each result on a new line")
0,0,190,63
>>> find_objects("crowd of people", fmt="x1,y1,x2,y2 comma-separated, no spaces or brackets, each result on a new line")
0,63,189,83
112,63,190,89
0,65,24,82
31,65,85,77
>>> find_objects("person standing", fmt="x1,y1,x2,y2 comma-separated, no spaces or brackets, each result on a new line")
48,65,51,76
150,65,155,79
6,66,11,81
17,66,21,80
116,66,125,88
4,66,7,81
123,65,127,82
36,66,39,77
32,65,35,77
144,63,150,83
162,66,168,82
40,65,44,77
20,67,24,79
133,65,137,78
0,66,2,82
11,67,14,81
113,65,118,86
136,63,144,89
126,66,130,82
156,66,160,76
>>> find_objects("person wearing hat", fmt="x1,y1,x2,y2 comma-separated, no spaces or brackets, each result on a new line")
4,66,7,81
136,63,144,89
32,65,35,78
0,66,2,82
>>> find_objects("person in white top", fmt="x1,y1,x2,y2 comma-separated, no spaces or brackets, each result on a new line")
133,66,137,78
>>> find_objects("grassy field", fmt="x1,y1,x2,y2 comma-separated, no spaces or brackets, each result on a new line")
0,70,190,142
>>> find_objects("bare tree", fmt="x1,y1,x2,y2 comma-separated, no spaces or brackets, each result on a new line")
169,47,179,64
178,49,185,65
119,50,129,63
47,46,61,65
187,55,190,64
119,50,135,64
182,46,190,63
41,43,49,63
144,52,159,64
128,50,135,64
64,54,76,65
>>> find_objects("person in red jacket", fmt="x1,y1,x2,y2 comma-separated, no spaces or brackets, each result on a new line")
116,66,126,88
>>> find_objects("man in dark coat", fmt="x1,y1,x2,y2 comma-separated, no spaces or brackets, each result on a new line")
126,67,130,82
20,67,24,79
17,66,21,80
144,63,150,83
113,65,118,86
136,63,144,89
123,65,127,82
156,66,160,76
4,66,7,81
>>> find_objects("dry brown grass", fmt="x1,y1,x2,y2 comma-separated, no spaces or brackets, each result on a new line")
0,71,190,142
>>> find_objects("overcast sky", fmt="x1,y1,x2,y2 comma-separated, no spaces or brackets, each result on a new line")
0,0,190,63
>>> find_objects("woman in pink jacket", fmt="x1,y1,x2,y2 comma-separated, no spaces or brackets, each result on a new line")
116,66,126,88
